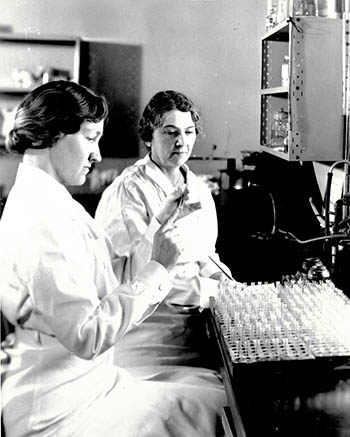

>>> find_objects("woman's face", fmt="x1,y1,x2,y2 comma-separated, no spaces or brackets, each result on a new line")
149,110,196,172
48,120,104,186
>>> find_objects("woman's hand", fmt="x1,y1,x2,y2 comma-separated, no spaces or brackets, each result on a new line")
210,271,240,285
156,184,189,225
209,272,228,282
152,207,184,272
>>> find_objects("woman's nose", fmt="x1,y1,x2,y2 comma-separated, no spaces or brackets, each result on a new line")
89,149,102,163
175,133,185,147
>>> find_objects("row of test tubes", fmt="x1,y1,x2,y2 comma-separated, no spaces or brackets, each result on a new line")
213,278,350,363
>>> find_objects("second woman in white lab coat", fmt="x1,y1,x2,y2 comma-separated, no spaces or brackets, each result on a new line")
95,90,233,369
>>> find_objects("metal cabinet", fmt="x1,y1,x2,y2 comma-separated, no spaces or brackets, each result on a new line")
260,17,343,161
0,34,141,158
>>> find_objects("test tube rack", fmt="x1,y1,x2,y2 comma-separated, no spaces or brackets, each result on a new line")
211,279,350,363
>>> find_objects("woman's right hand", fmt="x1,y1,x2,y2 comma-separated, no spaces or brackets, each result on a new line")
151,207,184,272
155,184,188,225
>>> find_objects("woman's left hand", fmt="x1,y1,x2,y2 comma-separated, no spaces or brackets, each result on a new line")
156,184,189,225
210,271,240,285
209,272,229,282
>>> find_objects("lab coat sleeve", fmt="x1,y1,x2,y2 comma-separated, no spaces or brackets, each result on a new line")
95,178,160,280
24,220,172,360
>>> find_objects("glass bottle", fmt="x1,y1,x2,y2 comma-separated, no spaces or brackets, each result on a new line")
306,0,316,15
293,0,308,15
301,257,331,281
270,108,288,151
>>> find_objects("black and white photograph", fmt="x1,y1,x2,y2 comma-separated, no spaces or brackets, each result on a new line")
1,1,350,436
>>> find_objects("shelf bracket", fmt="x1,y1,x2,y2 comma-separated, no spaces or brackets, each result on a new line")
290,18,305,159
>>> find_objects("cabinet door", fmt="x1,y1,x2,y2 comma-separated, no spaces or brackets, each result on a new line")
79,41,141,158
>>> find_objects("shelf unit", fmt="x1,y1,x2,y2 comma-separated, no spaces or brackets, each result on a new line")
260,17,344,161
0,34,80,148
0,34,141,157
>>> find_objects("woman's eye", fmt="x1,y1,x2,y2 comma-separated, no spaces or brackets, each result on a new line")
86,137,96,143
162,129,195,137
164,130,177,136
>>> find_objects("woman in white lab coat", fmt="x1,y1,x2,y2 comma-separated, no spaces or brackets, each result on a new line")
0,81,226,437
95,90,233,370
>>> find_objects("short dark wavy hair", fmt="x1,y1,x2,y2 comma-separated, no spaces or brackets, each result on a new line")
6,80,108,155
138,90,201,145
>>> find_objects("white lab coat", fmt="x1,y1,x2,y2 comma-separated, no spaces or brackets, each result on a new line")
95,155,231,368
0,163,226,437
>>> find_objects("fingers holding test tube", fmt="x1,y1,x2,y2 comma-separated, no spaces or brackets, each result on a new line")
152,206,186,273
155,184,188,225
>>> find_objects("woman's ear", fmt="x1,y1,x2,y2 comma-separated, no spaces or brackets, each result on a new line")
145,141,151,149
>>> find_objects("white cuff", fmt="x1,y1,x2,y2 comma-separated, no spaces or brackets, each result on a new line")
136,260,172,305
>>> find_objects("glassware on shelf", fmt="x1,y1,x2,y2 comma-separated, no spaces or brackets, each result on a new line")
266,0,278,31
276,0,289,23
289,0,342,17
306,0,316,15
289,0,317,16
270,108,289,151
315,0,343,17
292,0,308,15
267,0,343,27
281,55,289,88
266,0,289,30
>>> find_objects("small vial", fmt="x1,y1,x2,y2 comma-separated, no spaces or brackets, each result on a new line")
293,0,308,15
306,0,316,15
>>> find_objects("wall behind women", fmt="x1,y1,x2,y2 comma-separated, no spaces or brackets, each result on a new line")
0,0,266,195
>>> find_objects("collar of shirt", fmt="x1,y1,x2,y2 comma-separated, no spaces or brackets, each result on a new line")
140,153,190,196
15,162,74,205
